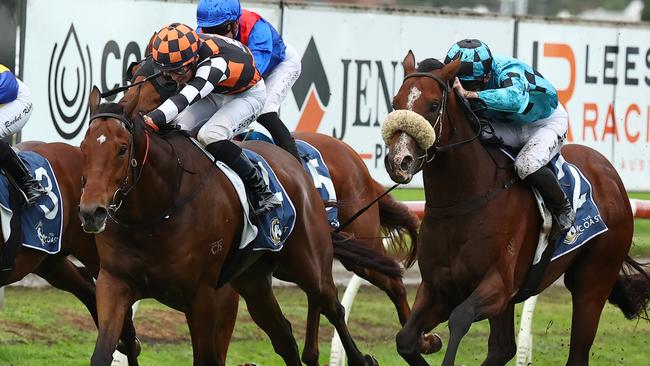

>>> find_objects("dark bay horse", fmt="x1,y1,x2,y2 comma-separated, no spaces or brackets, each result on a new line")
78,86,397,366
383,51,650,366
1,141,140,364
120,59,441,355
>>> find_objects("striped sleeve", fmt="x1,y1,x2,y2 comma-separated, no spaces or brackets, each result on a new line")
0,65,19,104
148,57,229,125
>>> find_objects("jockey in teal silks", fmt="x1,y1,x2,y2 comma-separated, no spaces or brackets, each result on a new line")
445,39,575,234
0,65,46,206
196,0,302,162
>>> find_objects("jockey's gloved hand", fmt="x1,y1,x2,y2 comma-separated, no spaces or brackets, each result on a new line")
142,114,177,133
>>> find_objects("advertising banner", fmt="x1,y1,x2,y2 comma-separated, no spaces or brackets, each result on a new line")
19,0,650,189
21,0,279,145
517,19,650,190
612,26,650,190
281,4,515,186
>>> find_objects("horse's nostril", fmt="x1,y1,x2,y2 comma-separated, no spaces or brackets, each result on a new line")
400,156,413,171
94,206,108,221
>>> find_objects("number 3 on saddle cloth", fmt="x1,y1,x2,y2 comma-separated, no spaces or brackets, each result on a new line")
0,151,63,283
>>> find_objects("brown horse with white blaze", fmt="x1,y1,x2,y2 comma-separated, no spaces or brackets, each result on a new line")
119,57,441,356
78,85,398,366
383,51,649,366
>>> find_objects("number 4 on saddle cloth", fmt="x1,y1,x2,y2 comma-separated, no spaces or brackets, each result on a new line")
237,130,340,229
0,151,63,282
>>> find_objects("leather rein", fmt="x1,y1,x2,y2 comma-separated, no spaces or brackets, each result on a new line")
86,112,213,230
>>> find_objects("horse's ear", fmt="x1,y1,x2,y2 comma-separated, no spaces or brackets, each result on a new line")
402,50,416,75
89,86,101,116
125,61,141,81
440,58,461,82
145,32,157,56
121,86,141,120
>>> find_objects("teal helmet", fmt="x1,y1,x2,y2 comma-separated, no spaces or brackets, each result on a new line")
444,39,493,81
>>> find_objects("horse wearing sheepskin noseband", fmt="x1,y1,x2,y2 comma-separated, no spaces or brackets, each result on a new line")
381,110,436,150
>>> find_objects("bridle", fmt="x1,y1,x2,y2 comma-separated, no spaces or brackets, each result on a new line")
86,112,151,215
400,71,518,218
401,71,483,170
85,110,215,230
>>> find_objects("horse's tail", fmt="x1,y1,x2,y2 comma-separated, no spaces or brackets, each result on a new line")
374,180,420,268
608,256,650,321
331,231,403,279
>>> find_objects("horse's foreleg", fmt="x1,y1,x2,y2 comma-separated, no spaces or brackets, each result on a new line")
347,263,443,355
36,256,98,325
301,296,321,366
481,303,516,366
36,256,141,364
185,284,224,366
91,270,136,366
346,264,411,324
313,277,377,366
212,285,239,363
232,269,302,366
442,273,508,366
396,281,445,366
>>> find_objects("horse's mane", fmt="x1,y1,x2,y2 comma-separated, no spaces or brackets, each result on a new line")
96,102,126,116
417,58,444,72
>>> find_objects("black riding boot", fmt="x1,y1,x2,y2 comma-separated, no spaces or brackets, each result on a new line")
525,166,576,233
0,141,46,206
257,112,301,162
205,140,281,216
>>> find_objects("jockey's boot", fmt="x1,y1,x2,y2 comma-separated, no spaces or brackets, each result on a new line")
205,140,281,216
0,141,47,206
257,112,301,162
525,166,575,234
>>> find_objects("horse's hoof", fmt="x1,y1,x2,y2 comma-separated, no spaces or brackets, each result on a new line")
116,336,142,357
363,354,379,366
419,332,443,354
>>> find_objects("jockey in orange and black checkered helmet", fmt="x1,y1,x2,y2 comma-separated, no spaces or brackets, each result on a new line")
145,23,281,216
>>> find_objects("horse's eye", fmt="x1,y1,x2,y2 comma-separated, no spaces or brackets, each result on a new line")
430,102,439,112
118,145,128,157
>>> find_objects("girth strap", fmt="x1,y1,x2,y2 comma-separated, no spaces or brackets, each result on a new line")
424,177,519,219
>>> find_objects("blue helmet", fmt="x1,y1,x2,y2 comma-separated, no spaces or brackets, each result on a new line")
235,130,275,144
197,0,242,28
444,39,493,81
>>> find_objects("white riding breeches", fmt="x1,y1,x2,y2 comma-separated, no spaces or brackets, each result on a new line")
489,104,569,179
0,79,33,139
173,80,266,146
261,44,301,115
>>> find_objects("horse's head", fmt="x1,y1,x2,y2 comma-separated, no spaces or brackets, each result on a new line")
120,32,179,119
120,57,179,120
78,86,141,233
382,51,461,183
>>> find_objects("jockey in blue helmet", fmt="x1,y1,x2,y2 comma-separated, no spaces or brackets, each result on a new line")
0,65,46,206
197,0,302,162
444,39,575,234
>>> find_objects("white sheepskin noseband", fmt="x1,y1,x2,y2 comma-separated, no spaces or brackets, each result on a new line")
381,110,436,150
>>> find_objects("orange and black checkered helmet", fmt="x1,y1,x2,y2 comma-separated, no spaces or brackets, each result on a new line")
151,23,201,70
